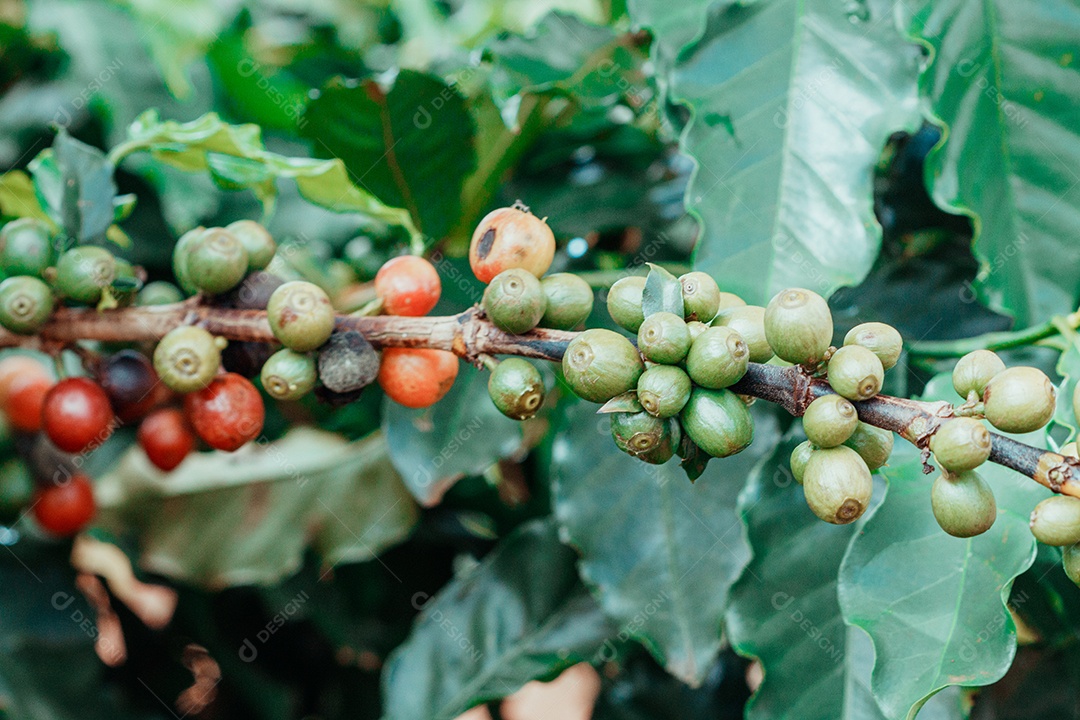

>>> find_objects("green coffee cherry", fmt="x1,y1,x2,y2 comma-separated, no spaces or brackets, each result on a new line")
802,394,858,448
172,227,205,295
930,417,992,472
713,305,772,363
952,349,1005,400
0,276,53,334
764,288,833,365
607,276,646,333
1063,543,1080,586
186,228,249,295
267,281,336,352
931,470,996,538
483,268,546,334
55,246,117,305
138,281,184,306
637,365,691,418
843,422,893,471
153,325,222,393
680,387,754,458
562,328,644,403
983,366,1056,434
1030,496,1080,546
637,311,691,364
790,440,815,484
539,273,593,329
827,345,884,401
686,321,709,342
678,271,721,322
488,358,545,420
261,348,317,401
0,218,53,277
716,292,746,313
610,410,668,458
227,220,277,270
635,418,680,465
686,327,749,389
843,322,902,371
802,445,872,524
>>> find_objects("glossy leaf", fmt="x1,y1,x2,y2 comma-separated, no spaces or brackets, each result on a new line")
641,262,684,318
0,170,53,224
30,130,116,243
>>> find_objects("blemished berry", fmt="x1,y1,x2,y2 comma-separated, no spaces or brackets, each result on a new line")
790,440,815,484
678,271,721,322
98,349,165,422
483,268,546,334
186,227,249,294
375,255,441,317
982,366,1056,434
539,273,593,330
712,305,772,363
638,311,692,364
931,417,992,472
0,276,53,334
843,422,893,471
637,365,692,418
610,410,670,459
184,373,265,451
636,418,680,465
562,329,643,403
55,246,117,305
317,331,380,393
42,377,115,454
267,281,336,352
764,288,833,365
0,218,53,277
952,349,1006,400
32,474,95,536
931,470,996,538
261,349,317,401
843,322,903,371
5,373,53,432
469,205,556,283
226,220,277,270
802,446,872,524
1063,543,1080,586
137,408,196,472
827,345,884,401
680,387,754,458
686,326,749,389
171,227,205,295
802,394,859,448
378,348,459,408
220,271,284,311
606,276,646,333
137,280,184,306
153,326,222,393
488,358,545,420
1029,496,1080,546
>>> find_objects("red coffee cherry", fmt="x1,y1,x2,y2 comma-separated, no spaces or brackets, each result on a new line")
374,255,441,316
138,407,196,471
378,348,458,408
468,205,555,284
33,474,96,536
42,377,115,454
183,373,264,451
5,374,53,433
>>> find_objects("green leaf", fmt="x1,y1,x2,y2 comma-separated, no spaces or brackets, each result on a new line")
647,0,920,304
902,0,1080,327
303,71,477,241
381,519,614,720
551,399,779,684
97,428,418,588
626,0,712,67
1052,323,1080,439
641,262,684,318
30,131,117,243
0,170,54,224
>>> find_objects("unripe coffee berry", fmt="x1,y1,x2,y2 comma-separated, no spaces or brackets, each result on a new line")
637,365,691,418
378,348,459,408
138,280,184,306
713,305,772,363
716,292,746,313
226,220,277,270
680,387,754,458
0,218,53,277
562,329,643,403
764,288,833,365
56,246,116,305
678,271,721,322
982,366,1056,434
952,349,1005,400
789,440,815,484
827,345,884,401
539,273,593,330
0,276,53,334
930,417,992,472
317,331,380,393
931,470,996,538
488,358,545,420
610,410,668,458
375,255,441,317
638,311,691,364
606,276,646,333
483,268,546,334
184,373,265,451
1063,543,1080,586
469,205,555,283
636,418,680,465
802,445,872,524
802,394,858,448
843,322,902,371
1029,496,1080,546
186,227,249,294
153,326,222,393
686,326,749,389
171,227,205,295
843,422,893,471
267,281,336,352
261,349,317,401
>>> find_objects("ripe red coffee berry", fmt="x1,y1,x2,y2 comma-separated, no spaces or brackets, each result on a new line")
33,474,96,536
183,373,264,451
41,377,115,454
378,348,459,408
138,408,196,471
375,255,442,316
4,373,52,433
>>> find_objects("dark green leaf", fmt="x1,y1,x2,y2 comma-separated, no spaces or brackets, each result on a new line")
641,262,684,318
31,131,117,243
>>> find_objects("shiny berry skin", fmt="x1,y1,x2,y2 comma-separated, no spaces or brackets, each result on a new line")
1029,496,1080,547
488,358,545,420
55,246,117,305
610,410,668,458
562,329,643,403
138,408,196,472
260,348,317,401
931,470,996,538
184,373,265,452
539,273,593,330
469,205,555,283
713,305,772,363
637,312,691,365
637,365,692,419
844,322,902,371
32,474,96,536
789,440,815,484
680,387,754,459
930,417,992,472
764,288,833,365
137,280,184,306
685,326,749,389
98,349,166,422
802,446,872,524
0,218,54,277
186,227,249,295
606,276,646,333
802,394,858,448
42,377,115,454
952,349,1005,400
1064,543,1080,587
0,276,53,335
4,373,53,432
378,348,459,409
267,281,336,352
154,326,222,393
982,366,1056,434
827,345,884,401
678,271,721,322
171,227,205,295
483,268,546,334
226,220,277,270
375,256,442,317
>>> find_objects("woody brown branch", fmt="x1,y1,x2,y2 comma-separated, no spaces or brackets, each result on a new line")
2,303,1076,499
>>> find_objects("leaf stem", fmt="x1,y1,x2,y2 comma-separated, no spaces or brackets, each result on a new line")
909,312,1080,358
